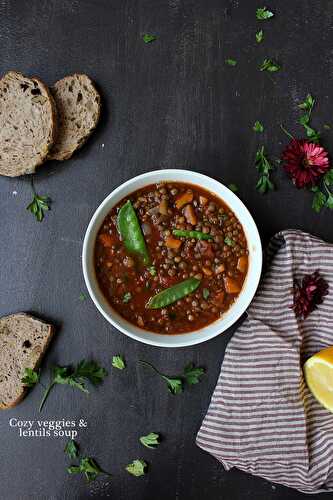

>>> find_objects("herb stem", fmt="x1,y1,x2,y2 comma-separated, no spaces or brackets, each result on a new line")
39,382,55,412
280,123,294,140
138,360,163,377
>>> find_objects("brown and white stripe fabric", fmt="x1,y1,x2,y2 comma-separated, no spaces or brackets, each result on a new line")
197,230,333,493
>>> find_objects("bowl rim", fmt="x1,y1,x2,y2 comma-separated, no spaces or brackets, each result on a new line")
82,169,262,348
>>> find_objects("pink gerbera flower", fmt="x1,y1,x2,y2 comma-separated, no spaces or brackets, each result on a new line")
282,139,330,188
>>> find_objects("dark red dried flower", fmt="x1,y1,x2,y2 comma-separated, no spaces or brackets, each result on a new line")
282,139,330,188
292,271,329,319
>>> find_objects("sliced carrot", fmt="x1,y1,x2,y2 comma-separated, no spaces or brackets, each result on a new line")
99,233,115,248
214,291,225,306
202,266,213,276
237,256,248,273
183,204,197,225
175,191,193,209
165,237,182,249
224,276,241,294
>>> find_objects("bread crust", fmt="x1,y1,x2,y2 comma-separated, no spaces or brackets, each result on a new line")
0,312,55,409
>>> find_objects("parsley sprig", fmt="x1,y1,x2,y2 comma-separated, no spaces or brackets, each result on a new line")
143,33,157,44
112,355,126,370
21,367,40,387
298,94,320,142
126,459,147,477
256,30,264,43
256,7,274,20
39,360,107,412
139,360,204,394
27,193,51,221
260,58,280,72
225,58,237,67
255,146,275,193
253,121,264,133
65,439,79,459
68,457,110,482
312,169,333,213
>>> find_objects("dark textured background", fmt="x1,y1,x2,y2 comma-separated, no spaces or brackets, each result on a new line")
0,0,332,499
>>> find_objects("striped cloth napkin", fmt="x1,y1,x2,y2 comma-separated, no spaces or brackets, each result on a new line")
197,230,333,493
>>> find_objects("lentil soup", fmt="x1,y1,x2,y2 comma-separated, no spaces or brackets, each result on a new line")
94,182,249,334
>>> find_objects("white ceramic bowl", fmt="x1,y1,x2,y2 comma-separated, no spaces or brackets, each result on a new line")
82,169,262,348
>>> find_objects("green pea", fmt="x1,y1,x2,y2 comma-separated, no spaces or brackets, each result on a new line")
117,200,150,265
147,278,201,309
172,229,213,240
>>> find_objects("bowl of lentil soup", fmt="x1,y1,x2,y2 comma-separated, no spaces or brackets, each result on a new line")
82,170,262,347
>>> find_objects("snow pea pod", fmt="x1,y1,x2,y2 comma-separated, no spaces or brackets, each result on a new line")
117,200,150,265
172,229,213,240
147,277,201,309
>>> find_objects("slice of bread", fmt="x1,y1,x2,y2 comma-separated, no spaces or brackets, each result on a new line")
48,74,101,161
0,313,55,409
0,71,57,177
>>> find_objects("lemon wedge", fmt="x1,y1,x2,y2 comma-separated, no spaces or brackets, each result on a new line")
304,346,333,413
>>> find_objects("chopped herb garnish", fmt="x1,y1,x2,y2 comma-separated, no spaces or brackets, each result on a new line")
138,360,204,394
39,360,107,412
123,292,132,303
260,58,280,72
143,33,157,44
112,355,126,370
21,368,39,387
324,124,331,130
126,459,147,477
256,29,264,43
148,266,157,276
79,292,87,301
253,121,264,133
224,236,235,247
298,94,320,142
202,288,210,300
64,439,79,459
228,183,239,193
139,433,160,449
68,457,110,482
255,146,275,194
27,193,51,222
225,58,237,66
256,7,274,20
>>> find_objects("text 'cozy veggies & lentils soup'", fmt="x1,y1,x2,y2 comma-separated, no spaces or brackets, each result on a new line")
94,182,249,334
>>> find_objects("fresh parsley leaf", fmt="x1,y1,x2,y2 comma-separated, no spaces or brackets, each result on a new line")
298,94,320,142
202,288,210,300
326,194,333,209
324,169,333,186
225,58,237,66
260,58,280,72
255,146,275,194
27,193,51,222
68,457,110,482
298,94,314,111
79,292,87,301
112,355,125,370
39,360,107,412
139,432,160,449
126,459,147,477
253,121,264,133
64,439,79,459
143,33,157,44
21,368,39,387
312,188,326,213
183,363,205,385
228,183,239,193
123,292,132,303
224,236,235,247
139,360,205,394
256,7,274,20
256,29,264,43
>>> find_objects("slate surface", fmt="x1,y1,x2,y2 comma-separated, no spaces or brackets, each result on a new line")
0,0,332,498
